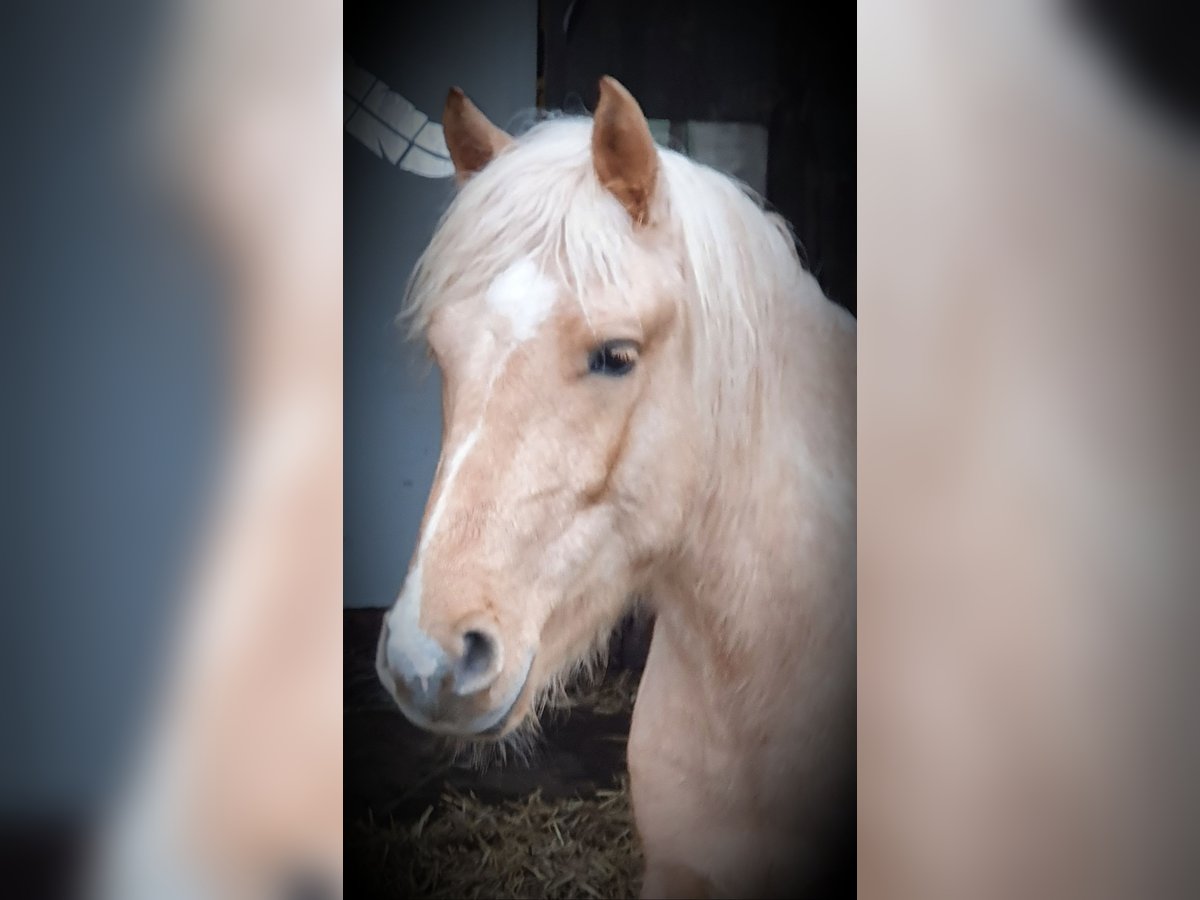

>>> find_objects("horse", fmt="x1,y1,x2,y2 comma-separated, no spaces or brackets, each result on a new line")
376,76,856,899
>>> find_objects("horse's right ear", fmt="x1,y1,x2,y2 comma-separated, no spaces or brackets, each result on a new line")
442,87,513,185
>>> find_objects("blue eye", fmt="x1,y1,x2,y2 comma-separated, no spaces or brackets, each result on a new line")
588,341,637,376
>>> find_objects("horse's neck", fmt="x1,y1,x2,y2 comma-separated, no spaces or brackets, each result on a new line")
653,293,855,695
671,441,808,626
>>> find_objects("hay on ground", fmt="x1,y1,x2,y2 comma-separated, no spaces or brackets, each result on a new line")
356,667,644,898
358,774,643,899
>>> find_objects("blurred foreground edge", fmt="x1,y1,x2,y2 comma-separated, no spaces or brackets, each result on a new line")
859,2,1199,900
81,0,345,898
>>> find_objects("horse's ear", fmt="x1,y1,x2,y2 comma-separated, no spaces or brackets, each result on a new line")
592,76,658,226
443,87,513,184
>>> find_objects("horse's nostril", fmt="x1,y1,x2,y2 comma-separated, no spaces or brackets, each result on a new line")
454,629,499,695
460,629,494,677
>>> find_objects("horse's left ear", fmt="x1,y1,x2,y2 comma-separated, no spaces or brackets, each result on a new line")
592,76,658,227
443,87,513,185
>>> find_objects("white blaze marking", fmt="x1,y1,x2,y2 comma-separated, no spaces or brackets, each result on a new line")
387,428,478,680
420,426,481,556
486,255,558,341
386,563,443,680
385,257,559,682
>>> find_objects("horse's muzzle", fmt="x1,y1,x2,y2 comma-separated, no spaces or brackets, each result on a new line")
376,618,530,736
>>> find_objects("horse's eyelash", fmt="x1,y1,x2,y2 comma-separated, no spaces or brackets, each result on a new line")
601,340,637,356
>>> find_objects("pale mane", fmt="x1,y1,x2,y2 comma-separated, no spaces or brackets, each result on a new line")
400,115,830,439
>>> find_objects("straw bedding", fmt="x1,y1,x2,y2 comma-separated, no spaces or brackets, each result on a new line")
354,671,643,899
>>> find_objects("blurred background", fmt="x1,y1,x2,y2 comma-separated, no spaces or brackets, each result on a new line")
1,0,230,887
3,0,342,897
1,0,1197,898
858,2,1199,899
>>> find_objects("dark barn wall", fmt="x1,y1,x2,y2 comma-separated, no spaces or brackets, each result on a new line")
541,0,855,314
344,1,539,608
